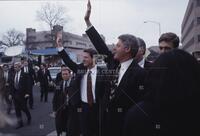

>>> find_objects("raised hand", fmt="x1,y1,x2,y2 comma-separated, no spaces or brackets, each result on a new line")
56,31,63,48
84,0,92,27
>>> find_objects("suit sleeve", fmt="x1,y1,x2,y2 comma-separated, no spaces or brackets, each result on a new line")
85,26,112,56
47,70,52,81
58,49,78,73
86,26,119,68
52,89,60,111
31,67,36,82
55,73,60,85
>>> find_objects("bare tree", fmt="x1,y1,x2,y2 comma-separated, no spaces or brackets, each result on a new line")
36,2,69,30
2,29,25,47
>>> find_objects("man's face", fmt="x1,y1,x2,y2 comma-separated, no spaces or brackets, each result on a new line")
21,60,24,65
62,70,71,81
24,61,28,67
3,66,9,71
113,39,130,62
14,63,21,72
159,41,173,54
40,65,44,70
135,47,144,61
82,52,94,67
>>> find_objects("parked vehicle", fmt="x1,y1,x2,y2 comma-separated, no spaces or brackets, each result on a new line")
48,67,61,91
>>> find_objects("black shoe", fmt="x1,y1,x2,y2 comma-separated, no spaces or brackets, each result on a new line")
15,122,23,129
30,106,34,110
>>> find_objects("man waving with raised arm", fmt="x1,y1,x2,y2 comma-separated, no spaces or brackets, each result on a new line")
56,25,107,136
84,1,147,136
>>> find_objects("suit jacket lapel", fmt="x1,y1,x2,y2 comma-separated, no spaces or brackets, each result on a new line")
95,67,102,100
114,60,137,98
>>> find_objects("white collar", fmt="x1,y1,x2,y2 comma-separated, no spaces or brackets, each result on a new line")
120,59,133,70
16,70,21,75
87,65,97,74
138,58,145,68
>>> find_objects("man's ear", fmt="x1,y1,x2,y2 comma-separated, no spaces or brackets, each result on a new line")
125,47,131,53
92,57,96,65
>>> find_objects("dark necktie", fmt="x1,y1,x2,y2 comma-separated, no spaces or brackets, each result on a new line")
109,64,121,100
4,72,8,83
15,72,19,89
25,67,28,73
63,81,66,92
63,80,69,105
87,70,93,106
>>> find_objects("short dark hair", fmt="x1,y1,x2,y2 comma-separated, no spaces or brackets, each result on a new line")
118,34,139,57
61,67,71,73
137,37,146,55
158,32,179,48
83,48,97,58
21,57,27,61
41,63,46,67
3,64,9,68
61,64,66,68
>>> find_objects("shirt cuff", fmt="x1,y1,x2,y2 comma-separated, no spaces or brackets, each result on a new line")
57,47,64,52
86,25,93,31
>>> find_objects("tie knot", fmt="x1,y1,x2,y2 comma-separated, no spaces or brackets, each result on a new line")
88,70,92,75
117,64,121,70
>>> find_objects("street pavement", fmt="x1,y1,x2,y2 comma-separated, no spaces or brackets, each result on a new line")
0,85,57,136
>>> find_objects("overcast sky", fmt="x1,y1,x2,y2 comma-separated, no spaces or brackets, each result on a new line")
0,0,189,47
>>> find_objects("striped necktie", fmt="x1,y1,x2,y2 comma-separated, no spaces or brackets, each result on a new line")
109,64,121,100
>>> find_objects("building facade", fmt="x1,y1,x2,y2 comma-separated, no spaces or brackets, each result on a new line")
181,0,200,60
26,25,106,64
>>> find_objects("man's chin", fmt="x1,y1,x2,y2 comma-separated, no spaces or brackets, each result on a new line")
113,55,118,60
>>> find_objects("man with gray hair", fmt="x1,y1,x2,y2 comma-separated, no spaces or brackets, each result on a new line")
9,62,31,129
84,0,146,136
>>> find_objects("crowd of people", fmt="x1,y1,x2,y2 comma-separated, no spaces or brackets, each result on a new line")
0,58,55,129
0,0,200,136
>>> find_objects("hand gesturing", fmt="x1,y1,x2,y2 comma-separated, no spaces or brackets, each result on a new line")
84,0,92,27
56,31,63,48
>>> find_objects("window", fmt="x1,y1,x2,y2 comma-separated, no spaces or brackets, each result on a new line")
197,0,200,7
66,40,72,45
1,56,12,63
76,42,86,47
183,38,194,50
182,20,194,43
197,17,200,25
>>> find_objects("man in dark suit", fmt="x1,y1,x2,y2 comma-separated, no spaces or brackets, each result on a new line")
56,34,106,136
9,62,31,129
52,67,72,136
84,1,146,136
55,64,67,85
37,63,52,102
21,58,36,109
135,38,152,69
2,64,12,114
